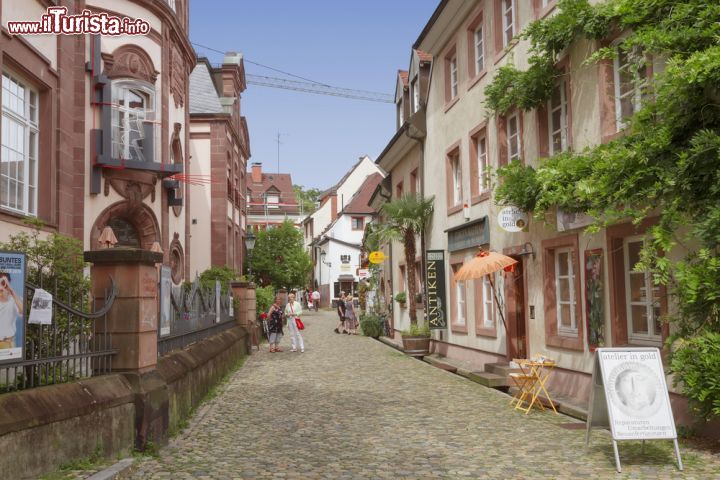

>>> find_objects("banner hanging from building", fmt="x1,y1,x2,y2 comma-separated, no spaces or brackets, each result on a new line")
0,251,26,362
425,250,447,330
159,266,172,337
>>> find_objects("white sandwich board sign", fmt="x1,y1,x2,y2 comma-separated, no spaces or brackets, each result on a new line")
585,347,682,472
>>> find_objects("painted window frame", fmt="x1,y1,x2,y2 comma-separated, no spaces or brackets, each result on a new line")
411,77,420,113
554,247,578,336
507,113,521,162
548,78,569,155
613,45,647,131
450,261,468,333
502,0,516,48
351,216,364,231
623,235,662,345
1,71,38,216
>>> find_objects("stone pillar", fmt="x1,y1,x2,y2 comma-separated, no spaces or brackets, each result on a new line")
231,281,257,351
84,248,168,450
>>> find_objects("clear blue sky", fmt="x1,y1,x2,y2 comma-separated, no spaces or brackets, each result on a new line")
190,0,438,190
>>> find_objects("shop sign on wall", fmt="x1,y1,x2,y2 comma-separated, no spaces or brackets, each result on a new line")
425,250,447,329
497,207,528,232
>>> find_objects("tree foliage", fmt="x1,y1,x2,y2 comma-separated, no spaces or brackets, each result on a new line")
486,0,720,418
293,185,321,216
373,194,434,326
249,220,312,289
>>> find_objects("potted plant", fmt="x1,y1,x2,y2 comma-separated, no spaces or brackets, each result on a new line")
401,323,431,357
359,313,383,339
394,291,407,306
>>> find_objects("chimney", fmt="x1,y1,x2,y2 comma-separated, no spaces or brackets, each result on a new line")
221,51,243,97
251,162,262,183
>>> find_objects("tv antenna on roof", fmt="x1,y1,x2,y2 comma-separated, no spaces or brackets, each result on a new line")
276,131,288,173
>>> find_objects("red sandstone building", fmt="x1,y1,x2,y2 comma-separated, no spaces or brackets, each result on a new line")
0,0,248,284
246,162,302,231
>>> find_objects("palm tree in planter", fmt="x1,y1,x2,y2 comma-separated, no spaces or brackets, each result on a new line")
374,194,434,356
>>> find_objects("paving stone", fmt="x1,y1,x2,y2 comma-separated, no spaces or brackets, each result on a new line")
117,309,720,479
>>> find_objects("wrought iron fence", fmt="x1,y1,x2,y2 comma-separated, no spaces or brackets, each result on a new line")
157,277,236,356
0,281,118,393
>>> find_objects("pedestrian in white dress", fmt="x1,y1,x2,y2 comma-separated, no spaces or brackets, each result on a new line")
284,293,304,352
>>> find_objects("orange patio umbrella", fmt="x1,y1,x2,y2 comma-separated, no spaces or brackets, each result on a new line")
453,249,517,336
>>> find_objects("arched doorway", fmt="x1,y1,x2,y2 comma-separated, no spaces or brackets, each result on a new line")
90,201,160,250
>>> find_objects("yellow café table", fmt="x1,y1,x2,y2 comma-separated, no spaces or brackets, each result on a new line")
509,357,559,415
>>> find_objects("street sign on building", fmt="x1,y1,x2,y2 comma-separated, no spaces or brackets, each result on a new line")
425,250,447,329
369,251,385,264
498,206,529,232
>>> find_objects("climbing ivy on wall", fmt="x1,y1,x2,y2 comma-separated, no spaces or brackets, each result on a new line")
485,0,720,419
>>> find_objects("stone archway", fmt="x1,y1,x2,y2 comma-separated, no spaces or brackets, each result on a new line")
90,201,161,251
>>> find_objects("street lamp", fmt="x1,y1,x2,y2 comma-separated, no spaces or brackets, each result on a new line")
320,250,331,268
245,231,256,279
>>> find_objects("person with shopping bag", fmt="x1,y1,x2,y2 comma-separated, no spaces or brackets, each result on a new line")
284,292,305,353
267,297,284,353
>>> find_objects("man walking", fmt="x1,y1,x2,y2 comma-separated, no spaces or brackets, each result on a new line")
311,289,320,311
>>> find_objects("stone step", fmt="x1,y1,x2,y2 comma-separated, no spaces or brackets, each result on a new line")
423,355,458,373
466,371,508,388
484,362,521,377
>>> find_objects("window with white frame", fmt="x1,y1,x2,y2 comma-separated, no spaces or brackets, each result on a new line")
482,275,494,327
548,79,568,154
411,77,420,113
624,237,662,343
614,46,647,131
507,113,520,161
456,277,466,325
450,56,458,99
1,72,38,216
555,247,577,335
451,153,462,206
477,135,490,192
267,193,279,208
111,81,155,162
502,0,516,47
397,99,404,126
474,25,485,74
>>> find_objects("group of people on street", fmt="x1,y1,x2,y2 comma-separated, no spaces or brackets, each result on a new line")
265,292,305,353
334,291,358,335
301,288,320,312
261,288,360,354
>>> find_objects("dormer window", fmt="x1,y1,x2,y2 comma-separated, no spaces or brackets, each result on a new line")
398,99,404,126
411,77,420,113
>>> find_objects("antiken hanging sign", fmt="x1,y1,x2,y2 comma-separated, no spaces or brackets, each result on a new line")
425,250,447,329
585,347,682,473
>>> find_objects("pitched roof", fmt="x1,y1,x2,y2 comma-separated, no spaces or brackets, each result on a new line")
342,173,384,215
318,156,368,200
189,59,224,114
247,172,296,199
415,50,432,62
398,70,409,87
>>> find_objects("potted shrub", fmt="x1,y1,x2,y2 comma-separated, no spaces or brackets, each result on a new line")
359,313,383,339
401,323,431,357
394,291,407,306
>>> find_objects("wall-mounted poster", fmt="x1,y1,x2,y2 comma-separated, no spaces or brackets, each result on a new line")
159,266,172,336
0,251,26,362
584,249,605,351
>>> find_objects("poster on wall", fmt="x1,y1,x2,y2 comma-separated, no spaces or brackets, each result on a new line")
159,266,172,336
586,348,682,472
425,250,447,329
215,280,221,323
0,251,26,362
584,249,605,351
28,288,53,325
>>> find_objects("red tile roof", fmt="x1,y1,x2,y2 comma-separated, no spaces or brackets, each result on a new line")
246,171,299,214
398,70,409,87
415,50,433,62
342,173,384,215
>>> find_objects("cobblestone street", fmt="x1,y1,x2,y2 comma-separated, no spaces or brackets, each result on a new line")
125,309,720,479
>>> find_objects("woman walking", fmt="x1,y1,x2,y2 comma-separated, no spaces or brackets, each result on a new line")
267,296,284,353
334,292,347,334
284,292,305,353
344,294,358,335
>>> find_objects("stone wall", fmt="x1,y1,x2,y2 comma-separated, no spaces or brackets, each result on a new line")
0,326,249,479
